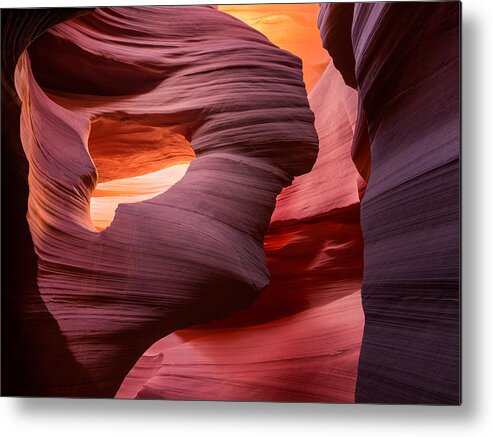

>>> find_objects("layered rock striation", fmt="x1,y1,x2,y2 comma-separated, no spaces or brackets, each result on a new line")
2,3,460,403
112,4,367,402
319,2,460,404
117,60,366,402
10,6,319,397
2,7,93,397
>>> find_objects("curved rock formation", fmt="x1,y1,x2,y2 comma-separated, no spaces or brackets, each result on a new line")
12,6,318,397
319,2,460,404
218,4,330,93
2,3,460,403
120,292,363,402
117,54,365,402
1,7,93,397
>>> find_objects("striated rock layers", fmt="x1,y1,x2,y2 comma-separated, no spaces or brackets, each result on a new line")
218,4,330,93
2,7,94,397
8,6,319,397
117,60,366,402
114,5,367,402
319,2,460,404
2,3,460,403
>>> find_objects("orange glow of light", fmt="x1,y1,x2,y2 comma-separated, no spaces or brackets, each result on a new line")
219,4,330,93
88,117,195,183
90,163,190,231
87,116,195,231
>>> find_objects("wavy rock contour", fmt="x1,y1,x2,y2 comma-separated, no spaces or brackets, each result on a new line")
13,6,318,397
319,2,460,404
117,56,366,402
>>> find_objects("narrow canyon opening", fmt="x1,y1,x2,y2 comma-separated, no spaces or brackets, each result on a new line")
87,116,195,230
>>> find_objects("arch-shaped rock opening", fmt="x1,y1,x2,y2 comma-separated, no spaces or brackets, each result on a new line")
87,116,195,230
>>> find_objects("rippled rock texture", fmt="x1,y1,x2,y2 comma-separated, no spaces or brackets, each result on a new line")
320,2,460,404
2,3,460,403
116,58,365,402
9,5,320,397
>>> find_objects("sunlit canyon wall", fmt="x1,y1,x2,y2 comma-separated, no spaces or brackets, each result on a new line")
1,3,459,404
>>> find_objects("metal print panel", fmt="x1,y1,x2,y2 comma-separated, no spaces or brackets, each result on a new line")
1,2,460,403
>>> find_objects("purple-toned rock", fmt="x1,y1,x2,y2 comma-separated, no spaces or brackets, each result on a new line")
319,1,460,404
10,6,318,397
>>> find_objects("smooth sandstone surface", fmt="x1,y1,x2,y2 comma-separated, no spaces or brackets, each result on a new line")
2,7,95,397
1,3,459,403
117,60,365,402
14,6,319,396
319,2,460,404
218,4,330,93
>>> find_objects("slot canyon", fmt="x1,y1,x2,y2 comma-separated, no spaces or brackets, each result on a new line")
1,3,460,403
